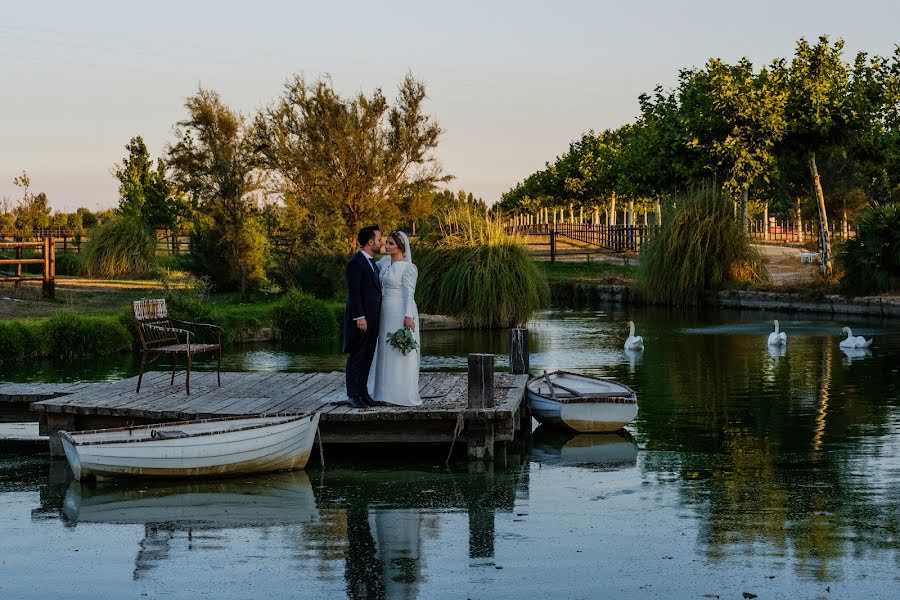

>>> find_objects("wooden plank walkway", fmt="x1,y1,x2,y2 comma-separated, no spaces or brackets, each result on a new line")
21,371,530,459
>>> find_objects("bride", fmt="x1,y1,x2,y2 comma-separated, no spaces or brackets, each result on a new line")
369,231,422,406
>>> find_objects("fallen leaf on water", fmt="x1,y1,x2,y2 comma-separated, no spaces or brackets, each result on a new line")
742,594,758,599
701,595,719,599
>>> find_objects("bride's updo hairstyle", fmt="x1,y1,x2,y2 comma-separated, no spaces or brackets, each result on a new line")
388,231,406,254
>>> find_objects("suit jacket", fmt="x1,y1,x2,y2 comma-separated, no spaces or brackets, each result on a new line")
341,251,383,352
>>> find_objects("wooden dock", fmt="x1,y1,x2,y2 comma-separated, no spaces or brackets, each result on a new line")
19,368,529,461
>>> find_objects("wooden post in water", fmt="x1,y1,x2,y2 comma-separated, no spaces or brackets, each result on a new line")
467,353,495,460
509,328,529,375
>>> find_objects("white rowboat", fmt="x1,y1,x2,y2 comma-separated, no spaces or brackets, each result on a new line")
60,413,320,481
527,371,637,433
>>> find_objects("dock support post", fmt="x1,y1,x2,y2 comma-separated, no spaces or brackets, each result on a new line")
41,413,75,458
467,354,495,461
509,328,529,375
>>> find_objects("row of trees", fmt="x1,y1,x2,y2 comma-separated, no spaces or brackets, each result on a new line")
0,173,115,232
497,37,900,274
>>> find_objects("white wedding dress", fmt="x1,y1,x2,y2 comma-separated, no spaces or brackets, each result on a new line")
368,255,422,406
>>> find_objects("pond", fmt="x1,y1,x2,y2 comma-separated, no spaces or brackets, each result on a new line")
1,307,899,599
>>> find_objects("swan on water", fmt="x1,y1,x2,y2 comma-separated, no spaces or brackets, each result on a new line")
839,327,873,349
624,321,644,350
767,320,787,346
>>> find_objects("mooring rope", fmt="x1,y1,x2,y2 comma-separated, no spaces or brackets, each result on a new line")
444,411,466,465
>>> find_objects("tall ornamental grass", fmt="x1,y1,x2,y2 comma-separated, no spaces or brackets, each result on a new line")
82,217,157,278
640,188,766,306
417,206,549,328
838,202,900,294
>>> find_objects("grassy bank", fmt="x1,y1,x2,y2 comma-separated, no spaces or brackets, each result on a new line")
538,261,639,284
0,287,345,365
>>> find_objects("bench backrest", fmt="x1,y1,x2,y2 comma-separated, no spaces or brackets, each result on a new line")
132,299,176,350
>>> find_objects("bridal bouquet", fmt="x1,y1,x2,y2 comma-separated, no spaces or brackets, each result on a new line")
386,327,419,356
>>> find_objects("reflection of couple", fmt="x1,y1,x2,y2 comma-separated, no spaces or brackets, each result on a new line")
342,225,422,409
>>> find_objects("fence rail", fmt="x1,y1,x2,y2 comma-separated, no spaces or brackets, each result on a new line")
510,223,656,253
0,238,56,297
0,229,190,255
748,219,855,244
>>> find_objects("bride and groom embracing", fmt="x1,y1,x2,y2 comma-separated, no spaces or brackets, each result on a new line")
341,225,422,409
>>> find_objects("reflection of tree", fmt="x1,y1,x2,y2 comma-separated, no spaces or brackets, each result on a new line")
619,322,900,579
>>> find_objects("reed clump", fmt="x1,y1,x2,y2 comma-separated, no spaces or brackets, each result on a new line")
82,217,158,278
640,187,766,306
417,206,549,328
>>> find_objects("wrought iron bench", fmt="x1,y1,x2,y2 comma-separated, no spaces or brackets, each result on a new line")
132,299,223,395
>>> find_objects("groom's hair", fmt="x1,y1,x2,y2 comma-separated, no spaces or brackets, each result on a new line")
357,225,380,248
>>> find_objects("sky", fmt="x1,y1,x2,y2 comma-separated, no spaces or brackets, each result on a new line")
1,0,899,211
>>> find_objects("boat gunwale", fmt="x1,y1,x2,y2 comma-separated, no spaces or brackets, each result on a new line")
60,413,316,447
527,371,637,404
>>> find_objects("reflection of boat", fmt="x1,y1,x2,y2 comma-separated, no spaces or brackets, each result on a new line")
63,469,318,527
60,413,320,481
527,371,638,432
531,427,638,468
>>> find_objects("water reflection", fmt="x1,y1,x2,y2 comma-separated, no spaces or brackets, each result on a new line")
531,427,638,468
839,346,872,362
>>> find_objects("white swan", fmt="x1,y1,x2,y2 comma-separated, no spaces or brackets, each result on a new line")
624,321,644,350
839,327,873,349
767,320,787,346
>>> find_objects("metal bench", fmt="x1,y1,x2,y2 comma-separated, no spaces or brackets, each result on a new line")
132,299,223,395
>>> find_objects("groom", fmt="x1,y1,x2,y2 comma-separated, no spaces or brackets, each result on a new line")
342,225,383,409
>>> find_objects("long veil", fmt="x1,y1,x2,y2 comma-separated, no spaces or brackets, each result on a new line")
398,231,412,264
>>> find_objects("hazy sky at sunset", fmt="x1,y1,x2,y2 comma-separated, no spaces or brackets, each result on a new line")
2,0,898,210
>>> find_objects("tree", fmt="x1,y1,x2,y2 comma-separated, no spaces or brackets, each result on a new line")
681,59,788,230
255,74,451,253
114,136,189,231
780,36,878,276
12,171,51,230
167,89,268,293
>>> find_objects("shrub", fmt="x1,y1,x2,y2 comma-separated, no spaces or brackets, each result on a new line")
54,252,82,276
81,217,157,278
0,320,49,364
43,312,133,359
838,202,900,294
184,216,269,293
417,243,549,328
640,188,766,306
160,271,214,322
272,289,339,341
269,253,347,299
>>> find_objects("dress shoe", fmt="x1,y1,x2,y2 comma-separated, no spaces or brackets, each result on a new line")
362,393,378,407
348,396,368,409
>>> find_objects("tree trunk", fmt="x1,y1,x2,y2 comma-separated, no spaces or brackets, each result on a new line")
609,193,617,226
808,151,832,276
739,188,749,232
656,200,662,225
628,200,635,227
796,197,804,243
763,202,769,241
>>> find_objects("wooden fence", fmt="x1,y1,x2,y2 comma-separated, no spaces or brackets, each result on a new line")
0,238,56,297
510,223,657,253
748,219,856,244
0,229,190,255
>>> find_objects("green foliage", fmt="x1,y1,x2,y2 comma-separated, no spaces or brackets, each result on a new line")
640,188,766,306
81,216,157,278
0,320,49,364
115,136,190,230
269,253,347,299
272,289,339,341
417,243,549,328
160,271,214,321
255,74,450,253
11,171,51,230
168,88,269,293
54,252,83,276
838,202,900,293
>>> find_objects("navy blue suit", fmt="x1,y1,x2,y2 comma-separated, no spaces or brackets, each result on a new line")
342,252,382,398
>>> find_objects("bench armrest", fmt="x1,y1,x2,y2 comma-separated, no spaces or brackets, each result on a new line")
170,320,224,342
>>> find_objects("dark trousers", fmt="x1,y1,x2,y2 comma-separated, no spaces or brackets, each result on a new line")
345,319,378,398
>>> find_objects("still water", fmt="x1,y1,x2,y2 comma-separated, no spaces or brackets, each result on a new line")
1,308,899,599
